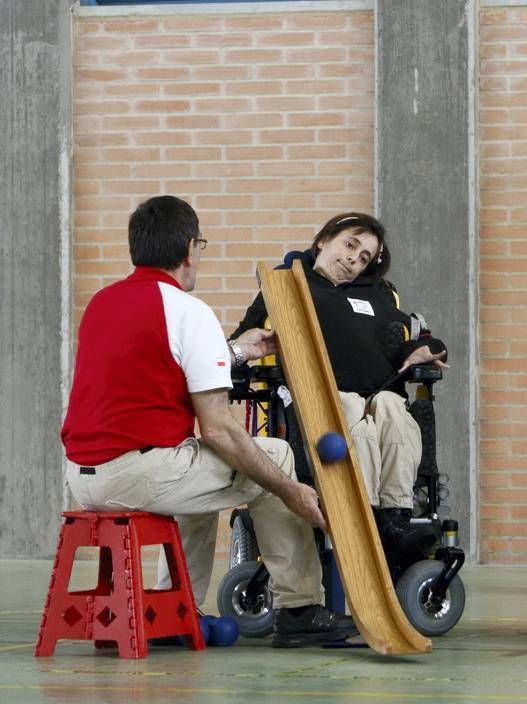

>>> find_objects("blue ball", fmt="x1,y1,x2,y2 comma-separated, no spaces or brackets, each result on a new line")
201,615,217,646
180,615,211,647
208,616,239,647
316,432,347,463
202,614,217,630
199,615,211,645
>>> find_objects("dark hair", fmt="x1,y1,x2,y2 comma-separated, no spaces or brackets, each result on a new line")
128,195,200,269
311,212,391,279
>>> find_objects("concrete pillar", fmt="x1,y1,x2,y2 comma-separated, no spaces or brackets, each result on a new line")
0,0,72,557
375,0,478,557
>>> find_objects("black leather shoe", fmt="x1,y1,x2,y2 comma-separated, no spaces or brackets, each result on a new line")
272,605,359,648
377,508,438,553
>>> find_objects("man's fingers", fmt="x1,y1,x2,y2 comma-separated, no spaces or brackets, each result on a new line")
307,500,327,532
309,491,327,532
293,486,327,532
313,511,327,532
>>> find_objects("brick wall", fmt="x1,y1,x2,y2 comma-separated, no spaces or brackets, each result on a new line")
479,7,527,563
72,6,527,563
72,6,374,558
73,9,374,335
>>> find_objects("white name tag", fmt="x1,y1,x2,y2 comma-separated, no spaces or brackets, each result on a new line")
347,298,375,316
277,385,293,408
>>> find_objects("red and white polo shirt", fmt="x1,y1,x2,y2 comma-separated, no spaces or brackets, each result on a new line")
61,266,232,465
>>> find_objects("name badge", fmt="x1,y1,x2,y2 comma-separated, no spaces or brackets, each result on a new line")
347,298,375,316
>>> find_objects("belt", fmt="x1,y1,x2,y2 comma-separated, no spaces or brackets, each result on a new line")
79,446,155,474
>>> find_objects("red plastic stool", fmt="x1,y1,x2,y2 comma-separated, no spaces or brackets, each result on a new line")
35,511,205,658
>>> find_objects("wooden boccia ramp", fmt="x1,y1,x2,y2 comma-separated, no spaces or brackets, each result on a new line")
258,260,431,656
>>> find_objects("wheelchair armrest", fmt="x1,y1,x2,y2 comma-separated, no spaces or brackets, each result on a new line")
231,363,284,385
230,365,253,393
250,364,285,383
406,364,443,383
229,364,286,402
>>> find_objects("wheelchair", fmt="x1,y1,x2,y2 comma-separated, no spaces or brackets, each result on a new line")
217,360,466,639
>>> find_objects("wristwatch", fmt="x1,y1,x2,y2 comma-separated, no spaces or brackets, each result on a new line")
227,339,246,367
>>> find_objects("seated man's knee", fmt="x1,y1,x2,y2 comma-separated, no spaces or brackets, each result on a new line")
254,437,297,480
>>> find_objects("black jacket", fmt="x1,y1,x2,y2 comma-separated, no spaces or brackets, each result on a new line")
232,250,447,398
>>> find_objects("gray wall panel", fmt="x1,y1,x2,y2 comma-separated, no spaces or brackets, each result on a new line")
376,0,477,555
0,0,72,557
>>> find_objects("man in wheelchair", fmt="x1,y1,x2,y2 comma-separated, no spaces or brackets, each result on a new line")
219,212,465,639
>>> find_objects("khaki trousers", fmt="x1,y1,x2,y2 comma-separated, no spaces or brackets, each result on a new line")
66,437,323,609
339,390,422,510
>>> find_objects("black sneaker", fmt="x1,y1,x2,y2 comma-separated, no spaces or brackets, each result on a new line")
272,605,359,648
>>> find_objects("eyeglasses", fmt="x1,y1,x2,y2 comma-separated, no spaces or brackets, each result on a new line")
194,237,208,251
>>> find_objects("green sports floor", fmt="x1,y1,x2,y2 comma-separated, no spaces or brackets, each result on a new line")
1,559,526,704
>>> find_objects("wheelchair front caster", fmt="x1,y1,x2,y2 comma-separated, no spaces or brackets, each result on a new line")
396,559,466,637
217,560,274,638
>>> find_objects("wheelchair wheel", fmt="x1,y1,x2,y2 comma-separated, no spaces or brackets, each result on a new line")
229,515,259,569
396,559,465,637
217,561,274,638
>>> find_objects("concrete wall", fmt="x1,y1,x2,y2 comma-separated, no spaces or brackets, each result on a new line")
0,0,72,557
376,0,478,555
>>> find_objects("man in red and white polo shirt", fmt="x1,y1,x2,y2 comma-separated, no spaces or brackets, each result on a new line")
62,195,356,648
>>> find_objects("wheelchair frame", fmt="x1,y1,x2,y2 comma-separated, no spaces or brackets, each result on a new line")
218,362,466,638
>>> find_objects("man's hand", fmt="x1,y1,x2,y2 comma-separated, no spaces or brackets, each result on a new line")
398,346,449,374
280,482,327,532
236,328,277,362
192,388,327,532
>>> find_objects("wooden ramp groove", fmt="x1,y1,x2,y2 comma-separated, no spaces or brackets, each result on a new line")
258,260,432,656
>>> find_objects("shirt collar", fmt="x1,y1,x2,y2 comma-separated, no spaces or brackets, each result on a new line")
127,266,183,290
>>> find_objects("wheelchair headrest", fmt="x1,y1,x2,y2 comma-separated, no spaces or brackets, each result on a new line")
283,250,305,269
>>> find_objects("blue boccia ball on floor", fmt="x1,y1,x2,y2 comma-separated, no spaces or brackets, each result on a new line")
206,616,239,647
199,615,211,644
316,432,347,463
179,615,211,647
